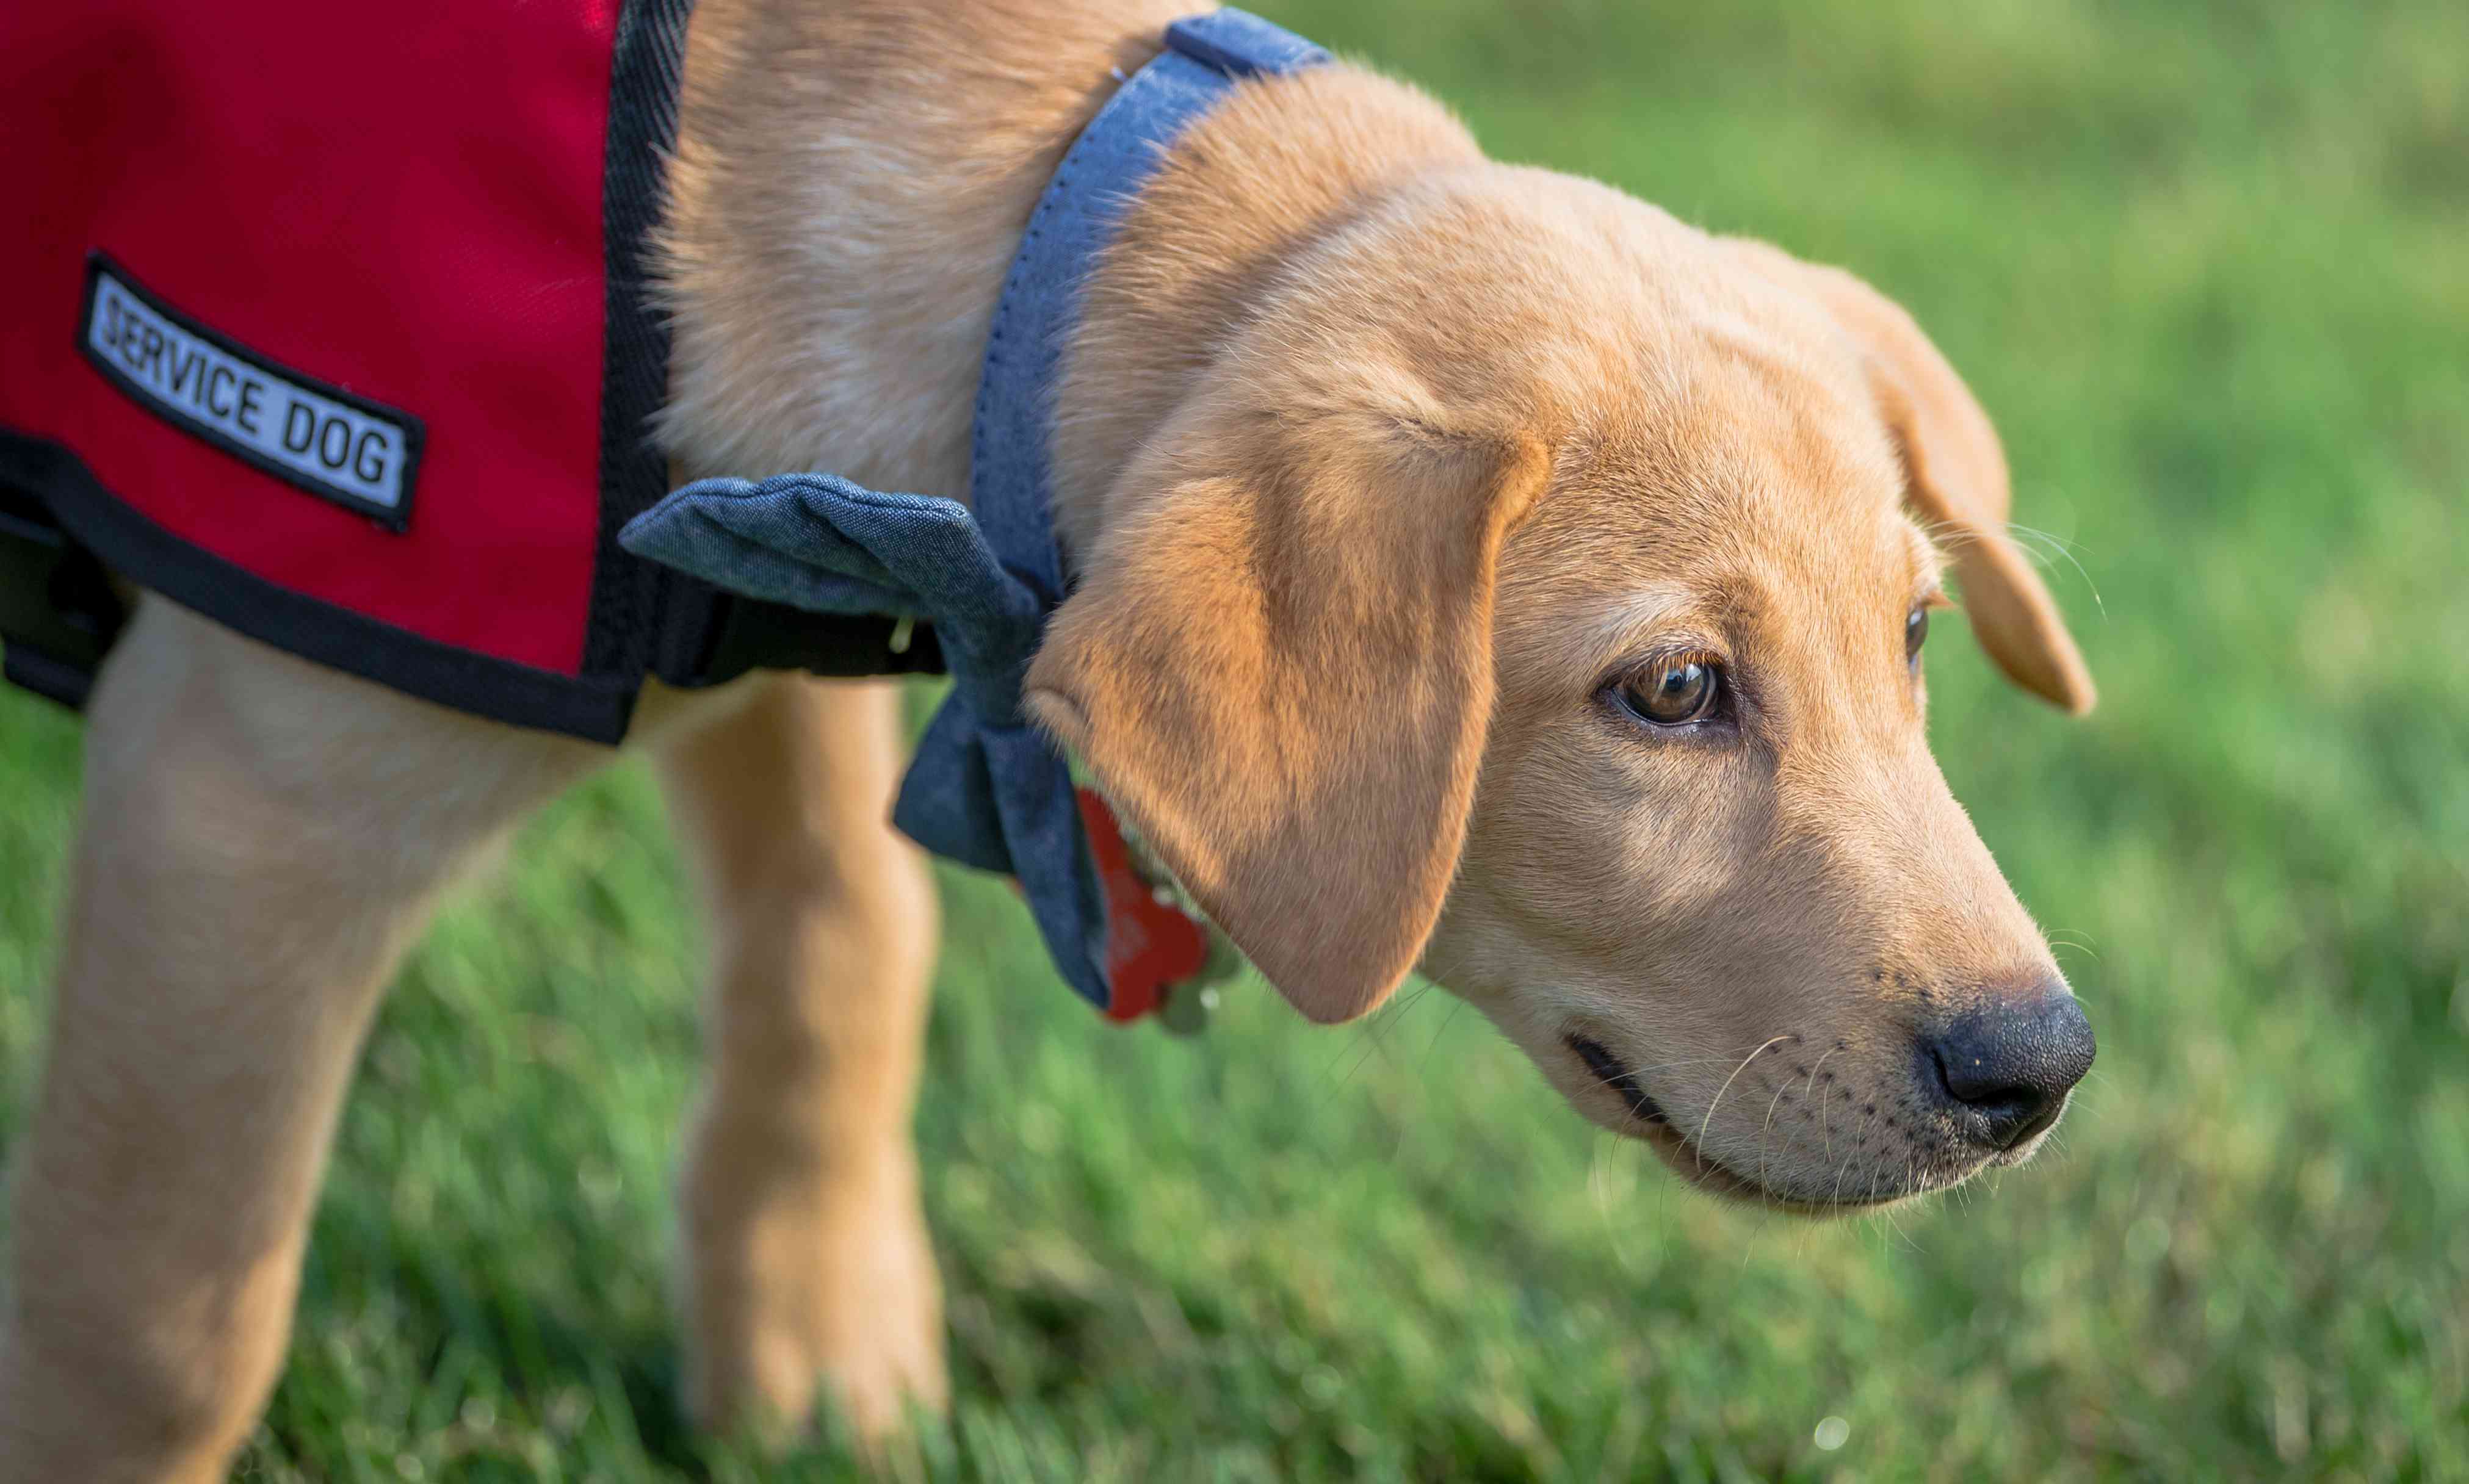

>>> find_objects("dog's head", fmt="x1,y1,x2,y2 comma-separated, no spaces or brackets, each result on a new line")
1028,166,2097,1210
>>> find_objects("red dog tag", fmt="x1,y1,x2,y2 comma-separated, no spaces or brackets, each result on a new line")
1075,787,1209,1022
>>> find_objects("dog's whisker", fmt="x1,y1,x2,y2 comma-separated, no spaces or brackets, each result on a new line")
1757,1073,1796,1196
2005,521,2107,618
1694,1034,1792,1177
1420,996,1477,1072
1828,1102,1885,1210
1589,1133,1637,1274
1802,1045,1843,1164
1827,1145,1862,1211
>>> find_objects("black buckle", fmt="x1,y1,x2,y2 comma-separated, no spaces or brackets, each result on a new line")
673,591,947,688
0,481,126,710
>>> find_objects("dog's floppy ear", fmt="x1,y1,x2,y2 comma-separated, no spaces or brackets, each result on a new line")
1727,239,2095,714
1026,400,1549,1024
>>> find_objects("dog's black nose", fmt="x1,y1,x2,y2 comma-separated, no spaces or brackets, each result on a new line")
1925,990,2095,1149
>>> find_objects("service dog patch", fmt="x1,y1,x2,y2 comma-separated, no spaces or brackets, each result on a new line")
78,256,422,528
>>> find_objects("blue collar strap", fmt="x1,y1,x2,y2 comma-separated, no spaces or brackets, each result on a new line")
620,10,1329,1010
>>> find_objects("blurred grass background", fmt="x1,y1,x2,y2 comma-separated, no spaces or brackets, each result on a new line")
3,0,2465,1477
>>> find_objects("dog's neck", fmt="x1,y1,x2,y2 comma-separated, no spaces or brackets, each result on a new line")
657,2,1477,575
1047,67,1481,565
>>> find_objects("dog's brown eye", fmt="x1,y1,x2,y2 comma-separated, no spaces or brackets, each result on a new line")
1906,605,1929,665
1615,658,1723,727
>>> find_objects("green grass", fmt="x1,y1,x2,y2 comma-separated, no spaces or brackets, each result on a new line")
4,0,2465,1476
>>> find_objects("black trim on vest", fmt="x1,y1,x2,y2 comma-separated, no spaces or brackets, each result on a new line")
586,0,704,685
0,430,640,741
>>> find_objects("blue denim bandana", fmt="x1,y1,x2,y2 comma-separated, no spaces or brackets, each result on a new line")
620,10,1329,1010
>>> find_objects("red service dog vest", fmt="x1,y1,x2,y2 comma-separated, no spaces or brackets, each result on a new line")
0,0,808,741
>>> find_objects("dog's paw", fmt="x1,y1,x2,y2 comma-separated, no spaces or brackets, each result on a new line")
681,1153,947,1445
803,1186,949,1441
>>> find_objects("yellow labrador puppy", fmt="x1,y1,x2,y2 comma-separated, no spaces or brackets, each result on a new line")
0,0,2096,1475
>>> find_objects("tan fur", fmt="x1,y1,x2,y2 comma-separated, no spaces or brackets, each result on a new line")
2,0,2094,1474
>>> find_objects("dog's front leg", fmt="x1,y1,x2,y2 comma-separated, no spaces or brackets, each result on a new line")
0,600,599,1483
656,675,944,1443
